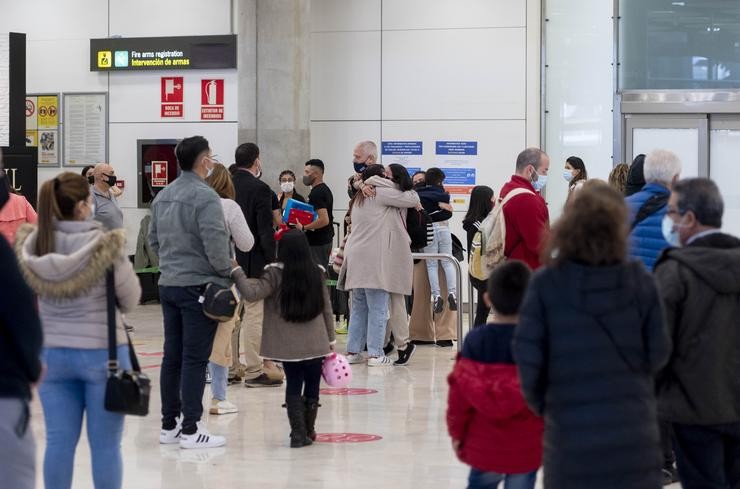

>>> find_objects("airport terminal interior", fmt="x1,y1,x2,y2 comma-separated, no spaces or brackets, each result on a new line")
2,0,740,488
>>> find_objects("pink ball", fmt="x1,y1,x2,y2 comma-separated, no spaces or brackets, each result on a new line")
322,353,353,387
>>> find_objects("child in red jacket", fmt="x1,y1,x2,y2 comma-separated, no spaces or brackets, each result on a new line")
447,261,544,489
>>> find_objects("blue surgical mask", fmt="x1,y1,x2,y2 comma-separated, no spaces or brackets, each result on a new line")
532,172,548,192
563,170,574,182
353,162,367,174
661,215,682,247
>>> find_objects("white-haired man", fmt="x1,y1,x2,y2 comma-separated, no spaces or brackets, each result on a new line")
625,149,682,270
347,140,378,198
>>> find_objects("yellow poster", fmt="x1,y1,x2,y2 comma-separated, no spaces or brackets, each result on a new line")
26,130,38,147
37,95,59,129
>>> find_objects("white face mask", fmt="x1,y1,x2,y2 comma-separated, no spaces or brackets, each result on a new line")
280,181,295,193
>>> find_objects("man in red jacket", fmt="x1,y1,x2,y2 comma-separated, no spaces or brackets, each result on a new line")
447,261,543,489
499,148,551,269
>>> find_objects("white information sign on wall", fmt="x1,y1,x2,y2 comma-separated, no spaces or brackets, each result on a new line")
435,140,479,208
63,93,108,166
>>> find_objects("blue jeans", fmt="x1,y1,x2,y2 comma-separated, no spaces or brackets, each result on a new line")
468,468,536,489
39,346,131,489
159,285,218,435
347,288,390,357
208,362,228,401
424,223,457,297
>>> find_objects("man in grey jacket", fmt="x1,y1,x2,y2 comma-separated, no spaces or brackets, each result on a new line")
654,178,740,489
149,135,231,449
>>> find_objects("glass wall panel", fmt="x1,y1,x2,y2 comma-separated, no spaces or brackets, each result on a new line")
620,0,740,89
710,128,740,237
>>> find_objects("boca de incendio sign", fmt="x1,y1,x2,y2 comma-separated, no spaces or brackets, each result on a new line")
90,35,237,71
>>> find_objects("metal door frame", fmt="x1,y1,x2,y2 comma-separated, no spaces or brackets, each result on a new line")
623,114,709,177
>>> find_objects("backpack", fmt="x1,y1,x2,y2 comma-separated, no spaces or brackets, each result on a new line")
406,207,433,251
469,188,534,281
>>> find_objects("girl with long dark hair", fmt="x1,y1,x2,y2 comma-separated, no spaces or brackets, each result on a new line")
462,185,495,326
231,229,335,448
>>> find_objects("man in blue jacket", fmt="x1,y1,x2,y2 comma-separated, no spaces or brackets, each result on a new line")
625,148,682,483
625,149,682,270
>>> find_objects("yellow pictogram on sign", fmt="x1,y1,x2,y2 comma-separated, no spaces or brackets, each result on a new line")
98,51,112,68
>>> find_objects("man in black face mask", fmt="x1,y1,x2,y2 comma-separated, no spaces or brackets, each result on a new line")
297,159,334,266
91,162,124,230
347,140,378,199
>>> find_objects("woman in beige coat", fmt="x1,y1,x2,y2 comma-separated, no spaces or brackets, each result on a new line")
340,165,420,367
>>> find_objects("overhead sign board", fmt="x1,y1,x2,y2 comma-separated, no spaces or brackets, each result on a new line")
90,35,237,71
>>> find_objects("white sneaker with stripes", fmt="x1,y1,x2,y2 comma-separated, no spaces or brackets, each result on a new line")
179,422,226,449
159,416,183,445
367,356,393,367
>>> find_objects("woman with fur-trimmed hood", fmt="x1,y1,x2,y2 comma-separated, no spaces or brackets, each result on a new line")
15,172,140,489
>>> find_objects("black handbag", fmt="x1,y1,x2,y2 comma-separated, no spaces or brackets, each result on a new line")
201,282,238,322
104,269,151,416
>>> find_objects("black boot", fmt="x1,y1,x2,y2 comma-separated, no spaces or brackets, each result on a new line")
304,397,320,442
285,396,312,448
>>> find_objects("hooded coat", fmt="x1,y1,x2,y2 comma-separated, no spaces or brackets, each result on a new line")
15,221,141,349
447,324,543,474
654,232,740,425
514,260,670,489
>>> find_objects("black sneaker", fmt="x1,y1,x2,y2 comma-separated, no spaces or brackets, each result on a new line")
435,339,454,348
433,296,444,314
394,343,416,366
244,373,283,388
383,343,395,355
662,465,679,485
448,294,458,311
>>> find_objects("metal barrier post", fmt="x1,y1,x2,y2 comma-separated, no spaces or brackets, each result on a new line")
411,253,465,351
467,274,476,332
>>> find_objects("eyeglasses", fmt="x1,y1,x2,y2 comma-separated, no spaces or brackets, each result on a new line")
666,207,687,217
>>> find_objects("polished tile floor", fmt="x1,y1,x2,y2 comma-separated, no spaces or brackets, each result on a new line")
29,305,680,489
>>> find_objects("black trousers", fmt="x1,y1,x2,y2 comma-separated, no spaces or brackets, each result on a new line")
673,422,740,489
283,358,324,401
660,419,676,466
471,278,491,327
159,285,218,435
310,243,333,268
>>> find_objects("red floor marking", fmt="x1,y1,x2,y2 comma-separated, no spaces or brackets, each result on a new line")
139,352,164,357
316,433,382,443
142,364,160,370
319,388,377,396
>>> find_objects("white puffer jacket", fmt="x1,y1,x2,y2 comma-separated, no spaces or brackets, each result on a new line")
15,220,141,349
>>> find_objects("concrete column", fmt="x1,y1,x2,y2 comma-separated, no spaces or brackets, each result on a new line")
237,0,311,193
236,0,257,146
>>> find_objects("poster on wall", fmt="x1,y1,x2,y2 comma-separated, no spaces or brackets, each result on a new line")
200,79,224,120
63,92,107,167
161,76,183,118
436,141,479,207
25,94,60,166
381,141,423,168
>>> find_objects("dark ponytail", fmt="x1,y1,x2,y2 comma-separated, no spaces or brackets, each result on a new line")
36,172,90,256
